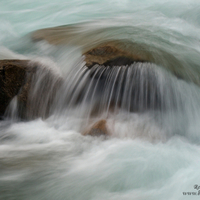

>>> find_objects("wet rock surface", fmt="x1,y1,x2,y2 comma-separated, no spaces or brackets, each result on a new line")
0,60,63,119
83,119,110,137
0,60,30,117
32,24,194,85
83,44,147,68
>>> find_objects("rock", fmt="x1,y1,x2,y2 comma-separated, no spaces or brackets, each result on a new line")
32,24,194,84
32,25,82,45
20,66,63,119
0,60,30,117
83,44,147,68
82,119,110,137
31,25,152,65
0,60,63,120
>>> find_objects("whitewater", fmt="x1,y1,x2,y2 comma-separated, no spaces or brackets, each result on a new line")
1,0,200,199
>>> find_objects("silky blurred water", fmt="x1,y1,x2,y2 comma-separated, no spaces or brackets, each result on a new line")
1,0,200,200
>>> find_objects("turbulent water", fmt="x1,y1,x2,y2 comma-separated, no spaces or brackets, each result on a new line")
1,0,200,199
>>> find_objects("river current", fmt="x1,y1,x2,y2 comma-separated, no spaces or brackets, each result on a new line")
1,0,200,199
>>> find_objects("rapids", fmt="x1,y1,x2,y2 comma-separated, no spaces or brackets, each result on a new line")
1,0,200,199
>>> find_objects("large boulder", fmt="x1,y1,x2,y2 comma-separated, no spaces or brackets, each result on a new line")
0,60,30,117
31,25,153,65
0,60,63,119
32,24,194,84
83,44,147,68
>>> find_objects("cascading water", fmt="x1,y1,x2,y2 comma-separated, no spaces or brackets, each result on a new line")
1,0,200,200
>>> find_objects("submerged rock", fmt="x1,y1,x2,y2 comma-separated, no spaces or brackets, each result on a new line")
83,119,110,137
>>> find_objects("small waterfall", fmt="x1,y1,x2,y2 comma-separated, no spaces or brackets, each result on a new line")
5,96,19,120
14,58,200,142
53,62,182,116
6,58,200,141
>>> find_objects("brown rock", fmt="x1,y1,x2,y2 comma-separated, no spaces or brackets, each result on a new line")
0,60,30,117
83,119,110,137
0,60,63,119
31,25,152,65
32,24,193,84
20,66,63,119
32,25,81,45
83,44,147,68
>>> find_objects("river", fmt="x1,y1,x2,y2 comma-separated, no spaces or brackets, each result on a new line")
1,0,200,199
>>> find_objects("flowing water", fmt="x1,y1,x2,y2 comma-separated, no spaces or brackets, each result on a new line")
1,0,200,199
